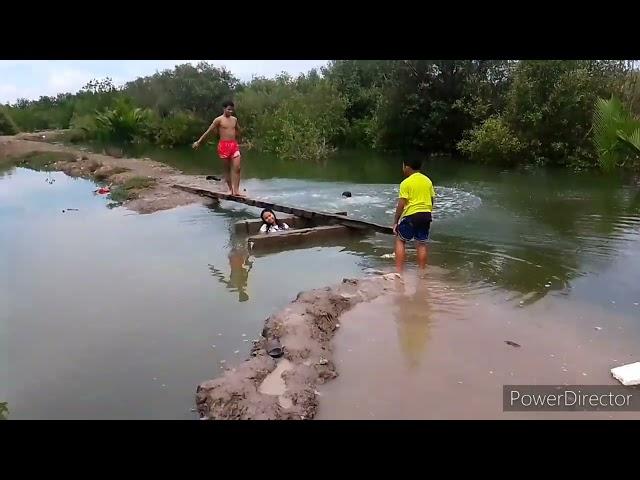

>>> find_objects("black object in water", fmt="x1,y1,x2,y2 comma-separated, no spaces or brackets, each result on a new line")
206,175,221,181
342,191,352,198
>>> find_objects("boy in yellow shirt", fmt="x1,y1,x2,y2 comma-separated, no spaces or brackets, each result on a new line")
392,157,436,273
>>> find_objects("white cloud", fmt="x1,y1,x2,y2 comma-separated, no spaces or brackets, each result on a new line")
48,69,92,93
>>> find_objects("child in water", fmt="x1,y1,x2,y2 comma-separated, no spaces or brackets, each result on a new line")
259,208,290,233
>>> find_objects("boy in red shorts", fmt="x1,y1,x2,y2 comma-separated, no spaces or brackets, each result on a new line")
193,100,243,196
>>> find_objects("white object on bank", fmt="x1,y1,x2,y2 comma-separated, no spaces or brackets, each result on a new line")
611,362,640,386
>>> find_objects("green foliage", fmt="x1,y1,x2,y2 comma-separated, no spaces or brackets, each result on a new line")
92,98,152,143
458,116,524,165
503,60,627,167
125,62,237,120
0,107,19,134
4,60,639,171
150,111,208,147
0,402,8,420
592,96,640,171
236,74,347,160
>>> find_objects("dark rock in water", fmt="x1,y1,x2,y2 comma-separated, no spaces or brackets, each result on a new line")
505,340,521,348
206,175,221,181
342,191,352,198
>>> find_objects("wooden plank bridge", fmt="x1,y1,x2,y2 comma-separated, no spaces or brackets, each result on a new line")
173,185,394,236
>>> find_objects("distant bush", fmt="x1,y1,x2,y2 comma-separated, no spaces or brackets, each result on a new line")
0,108,18,135
458,116,524,165
150,111,208,147
92,98,152,143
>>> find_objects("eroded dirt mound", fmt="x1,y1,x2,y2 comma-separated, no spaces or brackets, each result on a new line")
195,273,402,420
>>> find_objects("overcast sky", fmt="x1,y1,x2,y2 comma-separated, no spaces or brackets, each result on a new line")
0,60,329,104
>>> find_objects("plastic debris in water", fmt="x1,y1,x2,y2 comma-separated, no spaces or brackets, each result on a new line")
594,327,602,331
220,360,226,364
242,334,247,337
211,345,216,348
234,350,240,354
505,340,521,348
380,253,395,259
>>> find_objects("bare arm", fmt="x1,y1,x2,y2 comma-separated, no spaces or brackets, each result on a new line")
393,198,407,233
235,118,242,144
193,118,220,148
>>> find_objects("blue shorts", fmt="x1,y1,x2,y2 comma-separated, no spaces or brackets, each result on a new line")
397,212,432,243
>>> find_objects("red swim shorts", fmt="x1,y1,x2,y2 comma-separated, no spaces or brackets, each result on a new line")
217,140,240,160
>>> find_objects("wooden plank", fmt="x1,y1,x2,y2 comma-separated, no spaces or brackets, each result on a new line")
247,225,356,249
173,185,393,235
234,211,348,235
234,215,313,235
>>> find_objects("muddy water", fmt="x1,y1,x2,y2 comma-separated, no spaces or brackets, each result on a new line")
3,145,640,419
316,273,640,419
0,168,368,419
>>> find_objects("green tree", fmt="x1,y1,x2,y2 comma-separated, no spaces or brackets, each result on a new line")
0,107,19,134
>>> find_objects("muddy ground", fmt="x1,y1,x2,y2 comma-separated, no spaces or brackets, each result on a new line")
0,132,222,214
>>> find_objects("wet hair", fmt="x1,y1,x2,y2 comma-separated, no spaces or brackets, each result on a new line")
260,208,284,232
403,157,423,171
222,100,235,109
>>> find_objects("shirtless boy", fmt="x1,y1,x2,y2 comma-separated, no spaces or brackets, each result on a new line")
192,100,243,196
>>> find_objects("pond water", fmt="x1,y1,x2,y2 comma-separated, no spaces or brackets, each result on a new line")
2,146,640,419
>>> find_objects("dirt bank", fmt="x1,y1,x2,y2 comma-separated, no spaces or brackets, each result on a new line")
0,134,222,214
195,273,401,420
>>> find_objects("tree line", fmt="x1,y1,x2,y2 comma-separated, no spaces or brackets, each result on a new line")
1,60,639,170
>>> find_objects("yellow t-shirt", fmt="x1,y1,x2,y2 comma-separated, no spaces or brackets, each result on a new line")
399,172,436,218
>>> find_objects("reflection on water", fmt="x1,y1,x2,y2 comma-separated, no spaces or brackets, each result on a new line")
393,278,433,370
208,249,253,303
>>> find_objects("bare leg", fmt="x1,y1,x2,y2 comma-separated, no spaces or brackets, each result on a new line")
231,155,242,196
395,237,406,273
221,159,232,193
416,243,428,269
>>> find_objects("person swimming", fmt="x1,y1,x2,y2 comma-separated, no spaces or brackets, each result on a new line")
259,208,290,233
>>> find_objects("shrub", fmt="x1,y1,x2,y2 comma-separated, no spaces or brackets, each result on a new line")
458,116,524,165
0,108,18,135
